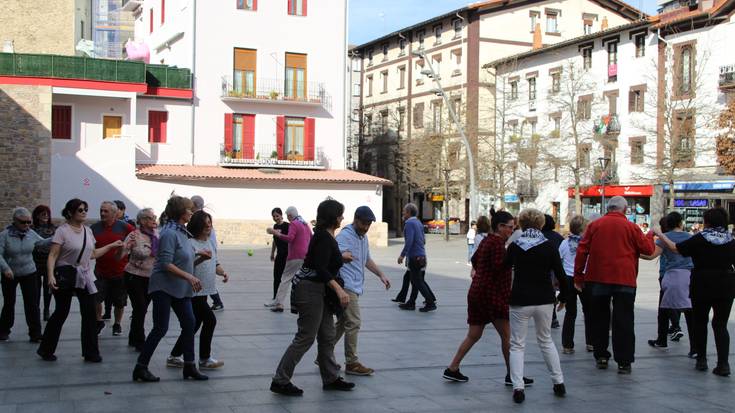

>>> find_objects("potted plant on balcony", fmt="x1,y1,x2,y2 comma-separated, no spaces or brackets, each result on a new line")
549,129,560,139
269,90,279,100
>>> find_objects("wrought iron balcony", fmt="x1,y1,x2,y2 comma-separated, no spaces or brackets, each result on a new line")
221,75,332,112
219,144,325,169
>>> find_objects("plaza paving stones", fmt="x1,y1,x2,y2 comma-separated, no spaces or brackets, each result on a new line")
0,235,733,412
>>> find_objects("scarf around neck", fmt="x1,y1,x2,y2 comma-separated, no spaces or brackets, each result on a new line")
514,228,547,251
567,233,582,255
6,224,28,240
139,228,160,256
163,221,192,239
701,226,733,245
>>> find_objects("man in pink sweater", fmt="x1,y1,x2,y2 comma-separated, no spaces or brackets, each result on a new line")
266,206,312,312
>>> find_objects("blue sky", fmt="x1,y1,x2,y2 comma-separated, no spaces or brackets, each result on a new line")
349,0,661,46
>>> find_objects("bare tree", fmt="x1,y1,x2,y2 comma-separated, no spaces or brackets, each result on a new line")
717,99,735,174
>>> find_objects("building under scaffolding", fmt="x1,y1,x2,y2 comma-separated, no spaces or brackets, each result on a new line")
93,0,134,59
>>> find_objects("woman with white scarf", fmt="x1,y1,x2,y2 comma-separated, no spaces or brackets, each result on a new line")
655,207,735,377
559,215,592,354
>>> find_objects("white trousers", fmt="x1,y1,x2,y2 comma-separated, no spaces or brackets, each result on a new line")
273,259,304,307
509,304,564,390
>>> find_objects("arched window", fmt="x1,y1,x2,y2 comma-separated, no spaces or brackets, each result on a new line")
680,46,692,94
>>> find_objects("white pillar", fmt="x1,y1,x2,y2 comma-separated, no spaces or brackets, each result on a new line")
129,94,137,140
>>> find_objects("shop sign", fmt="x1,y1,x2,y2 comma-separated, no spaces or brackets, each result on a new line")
568,185,653,198
663,181,735,192
504,194,519,203
431,194,444,202
674,199,708,208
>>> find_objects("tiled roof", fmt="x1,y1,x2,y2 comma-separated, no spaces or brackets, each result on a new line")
135,165,393,186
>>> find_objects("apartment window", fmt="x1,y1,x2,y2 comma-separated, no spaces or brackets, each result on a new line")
285,117,305,157
364,114,373,135
398,107,406,131
366,74,373,96
582,47,592,70
550,71,561,93
398,65,406,89
528,77,537,101
149,8,154,33
233,48,256,97
432,101,442,133
451,49,462,75
605,90,618,115
628,85,646,112
381,70,388,93
676,44,695,97
52,105,72,139
417,29,426,50
81,21,85,39
352,83,361,96
607,42,618,82
583,20,593,35
452,18,462,38
399,38,407,55
161,0,165,24
382,43,389,61
380,110,389,133
432,54,441,77
577,96,592,120
367,49,374,66
507,120,519,141
528,119,537,135
630,137,645,165
227,114,255,158
451,97,461,118
148,111,168,143
553,116,561,135
580,144,591,168
530,11,540,32
546,10,559,34
635,34,646,57
288,0,306,16
416,59,425,85
285,52,307,98
433,24,443,45
413,102,424,129
237,0,256,10
674,110,695,165
510,80,518,100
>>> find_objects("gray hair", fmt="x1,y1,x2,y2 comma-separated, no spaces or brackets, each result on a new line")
403,203,418,217
12,207,31,220
100,201,118,214
607,196,628,212
285,206,299,217
191,195,204,211
136,208,155,225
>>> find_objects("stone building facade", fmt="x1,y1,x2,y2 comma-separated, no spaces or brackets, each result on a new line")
0,0,90,55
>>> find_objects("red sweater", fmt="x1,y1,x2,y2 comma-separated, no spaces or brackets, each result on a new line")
574,212,655,287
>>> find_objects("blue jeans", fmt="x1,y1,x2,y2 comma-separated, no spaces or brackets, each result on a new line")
137,291,195,366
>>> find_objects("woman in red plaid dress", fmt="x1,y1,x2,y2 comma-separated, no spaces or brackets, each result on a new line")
444,211,532,386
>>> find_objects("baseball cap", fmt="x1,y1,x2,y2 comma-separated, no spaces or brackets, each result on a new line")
354,206,376,222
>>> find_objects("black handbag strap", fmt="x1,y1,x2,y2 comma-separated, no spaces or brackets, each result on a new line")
75,227,87,266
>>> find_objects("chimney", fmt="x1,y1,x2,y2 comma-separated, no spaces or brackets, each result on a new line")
533,23,542,49
601,16,608,30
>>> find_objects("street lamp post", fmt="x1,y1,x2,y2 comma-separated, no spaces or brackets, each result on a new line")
413,50,478,222
598,157,611,214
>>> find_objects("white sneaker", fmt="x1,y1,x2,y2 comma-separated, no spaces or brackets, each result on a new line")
264,302,276,307
166,355,184,368
199,357,224,369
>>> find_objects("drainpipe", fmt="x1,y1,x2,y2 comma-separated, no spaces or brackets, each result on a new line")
189,0,197,165
343,0,349,169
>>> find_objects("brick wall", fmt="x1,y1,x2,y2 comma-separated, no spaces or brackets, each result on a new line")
0,85,52,223
0,0,75,55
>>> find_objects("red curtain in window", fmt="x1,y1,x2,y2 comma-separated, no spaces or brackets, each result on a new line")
242,114,255,158
161,0,165,24
224,113,234,152
148,111,168,143
52,105,71,139
302,0,307,16
304,118,315,160
287,0,294,15
149,9,154,33
276,116,285,159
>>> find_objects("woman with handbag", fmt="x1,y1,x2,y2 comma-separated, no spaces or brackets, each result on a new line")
37,199,123,362
270,199,353,396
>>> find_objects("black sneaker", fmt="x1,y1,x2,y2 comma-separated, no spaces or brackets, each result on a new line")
102,312,111,321
84,355,103,363
513,389,525,404
596,358,609,369
112,324,122,336
442,368,468,382
713,364,731,377
391,298,405,303
648,339,667,348
96,321,105,335
670,331,684,342
505,374,533,386
618,364,632,374
688,351,698,359
398,303,415,311
696,358,709,371
211,303,224,312
323,377,355,391
553,383,566,397
36,349,57,361
270,381,303,396
419,303,437,312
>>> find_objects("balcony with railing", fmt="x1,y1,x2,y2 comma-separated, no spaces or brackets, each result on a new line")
720,64,735,90
219,144,325,169
221,75,332,112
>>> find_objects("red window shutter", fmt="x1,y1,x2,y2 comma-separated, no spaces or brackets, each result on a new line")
253,0,258,10
52,105,71,139
160,112,168,143
243,114,255,158
224,113,234,152
161,0,165,24
149,9,154,33
288,0,294,15
276,116,285,159
148,111,168,143
302,0,307,16
304,117,315,160
148,112,156,142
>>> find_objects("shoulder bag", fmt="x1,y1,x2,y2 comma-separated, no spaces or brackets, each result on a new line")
54,227,87,290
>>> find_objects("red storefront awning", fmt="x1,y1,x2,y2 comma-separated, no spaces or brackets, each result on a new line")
567,185,654,198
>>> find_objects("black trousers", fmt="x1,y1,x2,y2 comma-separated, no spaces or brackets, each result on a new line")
561,278,592,349
588,282,636,365
692,297,734,364
171,296,217,360
125,273,151,348
407,257,435,305
39,287,99,358
36,266,53,317
273,255,287,300
0,274,41,339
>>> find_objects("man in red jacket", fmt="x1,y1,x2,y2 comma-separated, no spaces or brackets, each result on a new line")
574,196,655,374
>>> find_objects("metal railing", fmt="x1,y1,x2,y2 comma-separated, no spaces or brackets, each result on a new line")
219,144,325,168
221,75,332,111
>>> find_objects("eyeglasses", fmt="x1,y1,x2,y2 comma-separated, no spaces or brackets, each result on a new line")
17,220,32,225
498,223,514,228
143,215,157,221
77,208,88,213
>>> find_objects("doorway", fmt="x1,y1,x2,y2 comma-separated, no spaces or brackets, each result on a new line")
103,116,122,139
